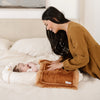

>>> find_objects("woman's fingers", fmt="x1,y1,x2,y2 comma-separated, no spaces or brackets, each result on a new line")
51,61,55,64
47,67,56,71
47,62,63,71
51,61,59,64
47,65,52,67
47,64,57,71
47,63,56,68
47,64,55,70
38,59,46,64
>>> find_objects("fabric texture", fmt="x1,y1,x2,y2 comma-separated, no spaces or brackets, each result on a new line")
0,49,100,100
1,50,60,85
36,60,79,89
10,38,53,56
0,38,13,50
63,21,100,79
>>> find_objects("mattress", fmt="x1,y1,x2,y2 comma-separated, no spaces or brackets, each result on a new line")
0,50,100,100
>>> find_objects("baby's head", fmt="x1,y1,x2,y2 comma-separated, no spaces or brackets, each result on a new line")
13,63,29,72
13,65,20,72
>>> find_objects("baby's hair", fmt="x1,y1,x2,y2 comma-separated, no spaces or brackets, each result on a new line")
13,65,20,72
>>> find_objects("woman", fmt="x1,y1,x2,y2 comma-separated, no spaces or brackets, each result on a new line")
42,6,100,79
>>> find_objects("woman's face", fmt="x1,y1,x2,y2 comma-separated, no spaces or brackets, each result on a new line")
43,20,59,34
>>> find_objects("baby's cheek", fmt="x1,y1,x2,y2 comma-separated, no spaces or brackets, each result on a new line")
26,67,30,71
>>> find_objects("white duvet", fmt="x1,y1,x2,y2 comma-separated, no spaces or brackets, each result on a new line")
0,50,100,100
1,50,60,85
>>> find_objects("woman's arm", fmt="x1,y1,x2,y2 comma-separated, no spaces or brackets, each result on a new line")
63,26,89,70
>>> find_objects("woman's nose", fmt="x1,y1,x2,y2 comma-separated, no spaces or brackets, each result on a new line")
47,27,52,31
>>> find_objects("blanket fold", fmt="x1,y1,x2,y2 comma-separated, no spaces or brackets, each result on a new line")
36,60,79,89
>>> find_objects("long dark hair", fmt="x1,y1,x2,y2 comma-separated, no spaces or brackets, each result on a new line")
42,6,73,61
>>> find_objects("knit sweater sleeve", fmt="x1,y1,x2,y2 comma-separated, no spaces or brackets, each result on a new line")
63,26,89,70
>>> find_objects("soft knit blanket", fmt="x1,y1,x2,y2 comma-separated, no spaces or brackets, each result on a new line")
36,60,79,89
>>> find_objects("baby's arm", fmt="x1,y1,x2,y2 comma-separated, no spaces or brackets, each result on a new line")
28,62,38,72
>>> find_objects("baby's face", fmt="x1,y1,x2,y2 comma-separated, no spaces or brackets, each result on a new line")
17,63,30,72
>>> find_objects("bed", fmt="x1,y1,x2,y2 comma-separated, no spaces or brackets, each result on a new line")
0,19,100,100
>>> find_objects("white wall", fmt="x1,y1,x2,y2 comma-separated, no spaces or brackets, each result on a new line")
0,0,79,20
94,0,100,44
0,9,45,19
81,0,100,44
47,0,100,44
47,0,79,20
0,0,99,44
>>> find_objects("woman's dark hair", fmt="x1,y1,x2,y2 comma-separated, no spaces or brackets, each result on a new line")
42,6,73,61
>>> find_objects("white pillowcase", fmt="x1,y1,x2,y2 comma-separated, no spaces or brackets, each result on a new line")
10,38,53,57
0,38,13,50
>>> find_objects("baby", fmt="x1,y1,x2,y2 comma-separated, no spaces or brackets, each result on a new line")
13,62,39,72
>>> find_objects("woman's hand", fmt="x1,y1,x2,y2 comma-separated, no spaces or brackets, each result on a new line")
47,62,63,71
51,60,59,64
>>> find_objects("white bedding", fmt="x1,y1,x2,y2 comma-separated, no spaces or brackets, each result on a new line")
0,36,99,100
1,50,60,85
0,50,100,100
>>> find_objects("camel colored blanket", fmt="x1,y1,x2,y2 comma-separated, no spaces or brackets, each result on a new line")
36,60,79,89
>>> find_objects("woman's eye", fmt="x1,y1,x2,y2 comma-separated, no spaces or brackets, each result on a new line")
45,24,48,26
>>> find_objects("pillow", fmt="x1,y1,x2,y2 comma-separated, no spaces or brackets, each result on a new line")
0,38,13,50
10,38,53,57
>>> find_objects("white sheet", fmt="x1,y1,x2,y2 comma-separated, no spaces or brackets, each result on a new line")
0,50,100,100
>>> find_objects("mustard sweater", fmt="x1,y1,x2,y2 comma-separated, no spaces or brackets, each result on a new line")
63,21,100,79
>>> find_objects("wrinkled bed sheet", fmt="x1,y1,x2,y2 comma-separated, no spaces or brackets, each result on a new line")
0,50,100,100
